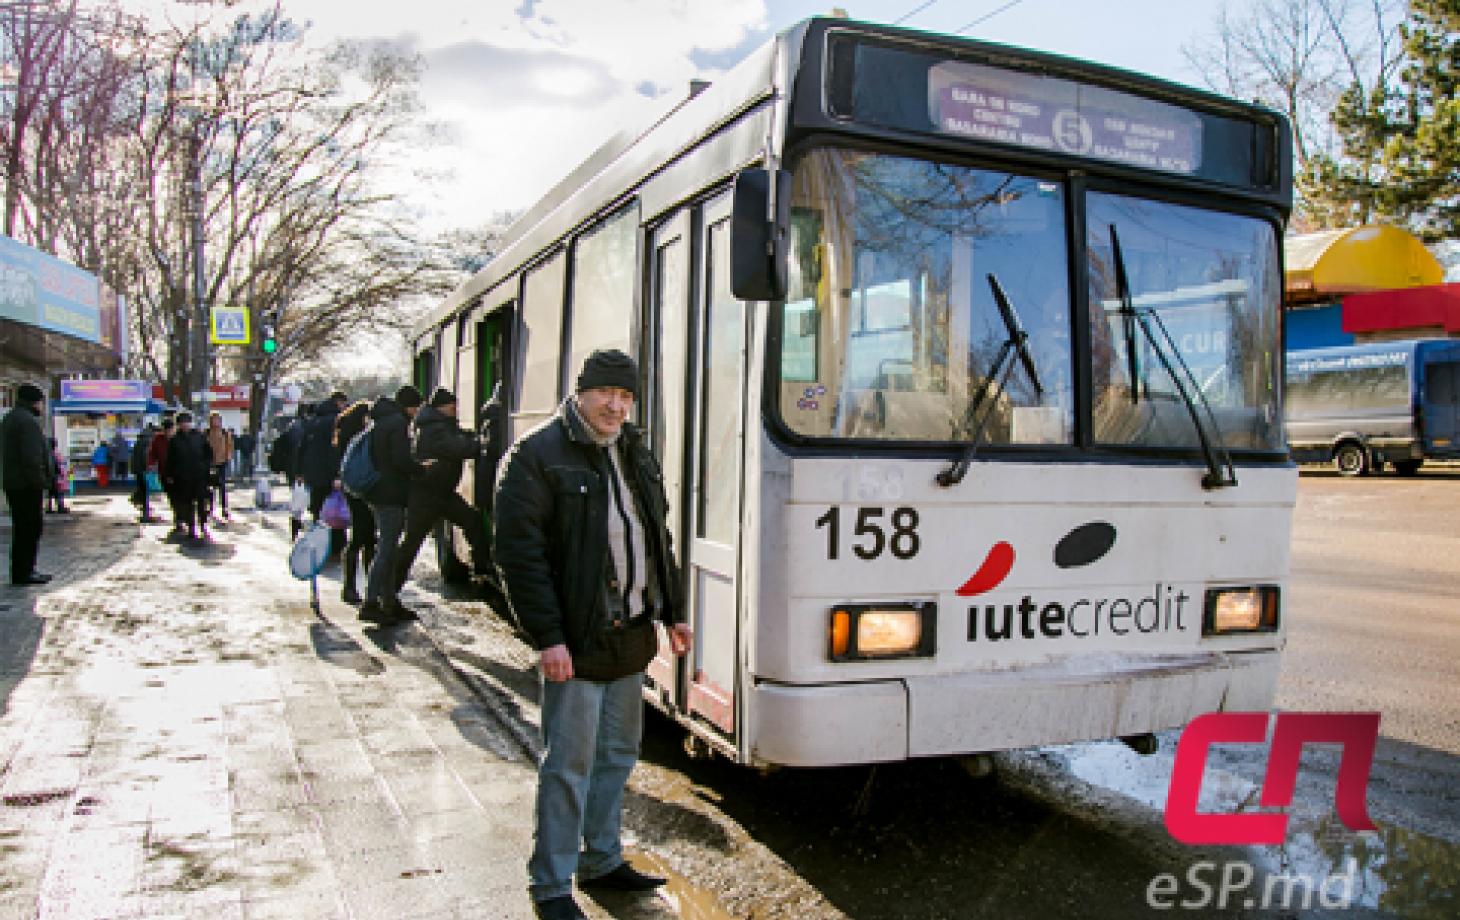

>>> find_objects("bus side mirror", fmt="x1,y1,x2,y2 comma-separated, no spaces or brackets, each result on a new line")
730,167,791,302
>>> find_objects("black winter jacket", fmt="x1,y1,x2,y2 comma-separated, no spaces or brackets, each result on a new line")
164,429,212,494
408,405,479,508
493,399,684,655
363,398,421,507
1,405,48,492
295,399,341,490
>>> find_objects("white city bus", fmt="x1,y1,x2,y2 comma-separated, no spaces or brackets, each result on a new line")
412,17,1295,767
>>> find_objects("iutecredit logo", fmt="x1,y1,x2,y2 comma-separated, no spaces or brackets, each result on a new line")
1165,712,1382,845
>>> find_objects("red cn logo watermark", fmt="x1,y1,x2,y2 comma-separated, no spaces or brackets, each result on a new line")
1165,712,1381,846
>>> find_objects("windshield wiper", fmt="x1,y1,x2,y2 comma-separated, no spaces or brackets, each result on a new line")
1108,224,1237,490
937,274,1044,487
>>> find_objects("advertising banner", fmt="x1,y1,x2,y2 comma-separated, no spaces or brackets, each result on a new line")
0,234,102,344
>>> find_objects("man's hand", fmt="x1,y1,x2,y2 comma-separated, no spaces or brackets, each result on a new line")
669,623,693,656
540,644,573,682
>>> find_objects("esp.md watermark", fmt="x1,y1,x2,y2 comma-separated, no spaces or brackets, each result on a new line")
1147,859,1360,911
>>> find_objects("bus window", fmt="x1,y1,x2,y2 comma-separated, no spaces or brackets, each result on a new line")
568,205,639,397
520,253,568,413
778,148,1073,444
1087,192,1282,451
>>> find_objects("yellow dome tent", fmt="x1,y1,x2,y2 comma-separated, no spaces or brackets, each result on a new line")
1286,225,1443,304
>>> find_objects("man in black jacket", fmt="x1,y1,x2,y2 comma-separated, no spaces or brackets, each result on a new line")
163,412,213,541
359,386,428,624
2,384,52,585
493,350,692,920
295,392,347,550
391,387,491,599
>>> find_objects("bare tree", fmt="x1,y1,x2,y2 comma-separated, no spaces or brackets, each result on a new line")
1181,0,1405,227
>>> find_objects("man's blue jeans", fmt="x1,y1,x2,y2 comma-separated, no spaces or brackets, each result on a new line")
528,672,643,902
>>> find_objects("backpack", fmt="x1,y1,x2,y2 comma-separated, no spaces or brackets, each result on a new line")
339,428,379,498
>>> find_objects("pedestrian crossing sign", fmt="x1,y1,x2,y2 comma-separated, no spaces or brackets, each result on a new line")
210,306,250,345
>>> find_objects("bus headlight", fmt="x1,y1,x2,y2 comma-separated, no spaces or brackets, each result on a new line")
1203,587,1280,635
829,603,937,661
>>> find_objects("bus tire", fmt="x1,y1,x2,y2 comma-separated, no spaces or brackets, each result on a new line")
1394,459,1423,476
434,522,471,584
1333,441,1368,477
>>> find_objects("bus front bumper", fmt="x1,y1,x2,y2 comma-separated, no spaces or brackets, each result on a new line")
750,650,1281,768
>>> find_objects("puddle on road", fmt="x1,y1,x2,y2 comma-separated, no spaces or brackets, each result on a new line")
617,850,736,920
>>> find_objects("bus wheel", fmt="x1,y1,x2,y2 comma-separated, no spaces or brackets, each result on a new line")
434,523,471,584
1333,442,1368,477
1394,459,1423,476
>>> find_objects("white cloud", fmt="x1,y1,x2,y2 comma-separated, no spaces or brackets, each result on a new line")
130,1,772,229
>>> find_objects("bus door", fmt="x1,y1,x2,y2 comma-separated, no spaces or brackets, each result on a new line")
1423,355,1460,448
645,216,691,706
476,307,514,508
684,194,744,738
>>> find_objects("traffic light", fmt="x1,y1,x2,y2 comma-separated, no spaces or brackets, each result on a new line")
261,324,277,354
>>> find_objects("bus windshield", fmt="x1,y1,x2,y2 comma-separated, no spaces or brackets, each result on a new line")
1086,192,1283,451
779,148,1074,444
776,149,1284,453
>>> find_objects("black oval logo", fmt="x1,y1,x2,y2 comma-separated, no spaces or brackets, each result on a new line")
1054,521,1116,569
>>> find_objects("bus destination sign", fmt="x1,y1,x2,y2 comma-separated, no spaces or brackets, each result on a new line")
929,61,1203,175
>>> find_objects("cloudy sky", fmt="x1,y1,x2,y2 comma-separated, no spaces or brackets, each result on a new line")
199,0,1239,234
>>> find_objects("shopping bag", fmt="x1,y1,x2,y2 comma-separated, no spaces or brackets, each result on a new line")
321,489,351,529
146,470,162,494
253,475,272,510
289,482,309,521
288,523,333,580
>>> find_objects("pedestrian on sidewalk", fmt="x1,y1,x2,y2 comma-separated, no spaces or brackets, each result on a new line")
149,418,179,531
296,392,347,553
2,383,53,586
91,440,110,488
272,405,310,540
392,387,491,594
358,386,429,625
131,423,159,523
164,412,213,541
45,437,69,514
333,400,376,605
493,349,693,920
204,413,234,521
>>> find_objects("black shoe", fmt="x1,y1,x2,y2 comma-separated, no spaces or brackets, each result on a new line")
579,862,666,891
532,895,586,920
384,600,418,622
11,574,51,586
341,586,362,605
358,601,390,623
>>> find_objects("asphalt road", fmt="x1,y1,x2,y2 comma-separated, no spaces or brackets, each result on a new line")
1278,467,1460,754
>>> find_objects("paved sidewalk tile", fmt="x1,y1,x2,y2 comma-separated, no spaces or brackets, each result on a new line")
0,495,542,920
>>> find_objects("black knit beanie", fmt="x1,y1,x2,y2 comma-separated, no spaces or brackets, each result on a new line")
429,387,456,408
575,349,638,397
17,383,44,404
394,385,423,409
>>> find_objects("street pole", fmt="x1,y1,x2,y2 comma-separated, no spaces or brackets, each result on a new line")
191,128,209,420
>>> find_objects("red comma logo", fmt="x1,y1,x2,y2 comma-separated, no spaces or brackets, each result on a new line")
956,521,1119,597
1165,712,1381,846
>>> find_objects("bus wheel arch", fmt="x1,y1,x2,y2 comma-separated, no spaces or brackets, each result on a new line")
1332,440,1369,476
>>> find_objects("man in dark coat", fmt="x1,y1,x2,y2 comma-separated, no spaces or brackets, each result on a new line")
131,423,159,523
359,386,430,624
2,384,52,585
295,392,347,551
392,387,490,599
163,412,213,541
493,350,692,919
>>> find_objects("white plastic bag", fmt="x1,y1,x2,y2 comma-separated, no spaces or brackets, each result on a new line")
289,482,309,521
288,523,332,580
